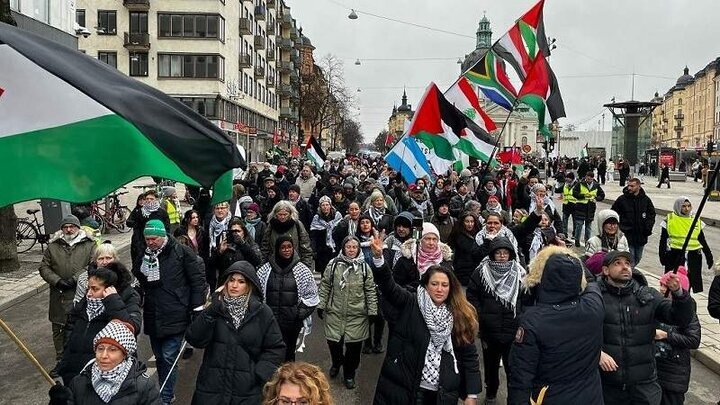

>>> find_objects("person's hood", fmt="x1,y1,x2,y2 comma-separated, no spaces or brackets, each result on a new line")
394,211,414,229
487,236,517,261
525,245,586,304
237,195,253,205
221,261,263,299
673,196,692,217
401,238,453,261
595,209,620,234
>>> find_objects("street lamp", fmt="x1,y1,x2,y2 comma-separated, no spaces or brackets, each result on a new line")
354,59,361,66
348,9,358,20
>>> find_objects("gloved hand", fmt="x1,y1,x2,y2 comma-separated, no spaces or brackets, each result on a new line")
56,278,75,291
48,382,72,405
205,294,224,319
317,308,324,320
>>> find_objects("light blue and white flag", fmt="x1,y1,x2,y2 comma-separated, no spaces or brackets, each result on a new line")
385,134,434,184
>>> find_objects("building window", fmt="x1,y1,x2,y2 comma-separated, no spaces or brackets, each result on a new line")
158,13,225,41
129,53,149,76
98,52,117,68
129,12,148,34
177,97,218,118
76,9,86,27
97,10,117,35
521,136,528,146
158,54,224,79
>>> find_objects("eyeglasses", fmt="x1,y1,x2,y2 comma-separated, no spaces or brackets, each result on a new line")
275,398,310,405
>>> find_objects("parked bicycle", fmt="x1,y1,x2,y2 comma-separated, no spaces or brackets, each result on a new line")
88,189,131,234
16,203,50,254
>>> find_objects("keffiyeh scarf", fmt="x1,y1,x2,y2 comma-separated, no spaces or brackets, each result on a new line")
368,206,386,225
86,297,105,321
416,246,443,277
141,200,160,218
140,237,168,282
529,228,545,261
529,195,557,215
209,215,231,249
337,254,367,290
417,286,456,391
310,210,343,250
475,226,518,250
257,260,320,309
91,357,134,403
224,294,250,329
479,258,525,316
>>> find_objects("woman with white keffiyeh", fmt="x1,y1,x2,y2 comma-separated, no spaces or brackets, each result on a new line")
367,231,481,405
57,265,141,387
310,196,343,275
317,236,378,390
49,320,159,405
466,237,527,404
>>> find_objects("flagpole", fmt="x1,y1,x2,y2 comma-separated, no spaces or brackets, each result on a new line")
478,99,520,181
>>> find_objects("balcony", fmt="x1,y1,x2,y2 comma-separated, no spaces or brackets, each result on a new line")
674,125,684,131
290,26,298,39
238,53,252,68
123,0,149,11
123,32,150,50
267,23,275,36
279,38,293,49
267,0,275,8
254,6,266,21
239,18,252,35
266,49,275,61
266,76,275,87
278,84,292,97
279,60,294,72
674,113,685,120
281,13,293,27
254,66,265,79
280,107,292,119
254,35,265,50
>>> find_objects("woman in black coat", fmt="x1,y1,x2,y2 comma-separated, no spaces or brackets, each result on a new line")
392,222,453,293
448,212,482,286
208,218,263,276
58,264,141,385
126,190,170,266
368,233,481,405
186,261,286,405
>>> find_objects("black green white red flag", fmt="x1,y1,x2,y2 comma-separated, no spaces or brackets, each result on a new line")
305,135,326,168
516,55,564,139
0,23,245,207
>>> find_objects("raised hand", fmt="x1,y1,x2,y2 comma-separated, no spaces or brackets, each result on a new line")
370,230,386,258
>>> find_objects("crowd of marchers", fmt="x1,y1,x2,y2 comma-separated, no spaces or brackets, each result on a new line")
39,154,720,405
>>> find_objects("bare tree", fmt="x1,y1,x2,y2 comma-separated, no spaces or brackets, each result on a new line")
340,119,363,154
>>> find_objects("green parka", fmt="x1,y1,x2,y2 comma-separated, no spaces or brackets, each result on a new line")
39,232,95,324
318,256,378,343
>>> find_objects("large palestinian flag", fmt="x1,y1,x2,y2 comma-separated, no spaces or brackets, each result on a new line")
0,23,244,207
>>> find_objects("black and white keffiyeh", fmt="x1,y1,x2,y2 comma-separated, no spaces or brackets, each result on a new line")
479,258,525,316
257,261,320,308
140,200,160,218
86,297,105,321
208,215,231,249
417,286,457,391
90,357,134,403
310,210,343,250
140,237,168,282
368,206,386,225
475,226,518,251
337,253,367,290
224,294,250,329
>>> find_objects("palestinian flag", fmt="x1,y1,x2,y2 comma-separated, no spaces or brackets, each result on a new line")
409,83,497,166
0,23,244,207
305,135,326,168
493,0,551,81
517,56,565,139
445,77,497,134
464,49,517,111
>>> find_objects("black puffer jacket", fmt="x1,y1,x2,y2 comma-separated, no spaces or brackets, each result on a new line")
126,208,170,265
68,361,160,405
208,236,262,274
655,300,701,393
449,232,482,286
58,287,141,385
132,237,207,338
371,260,481,405
598,271,694,387
186,262,285,404
611,187,656,246
259,256,315,326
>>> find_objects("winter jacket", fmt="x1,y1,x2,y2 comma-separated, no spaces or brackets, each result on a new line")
611,187,656,246
430,214,455,243
58,288,141,385
507,248,604,405
173,225,208,260
260,219,315,271
186,264,285,405
132,237,207,338
655,301,701,394
292,198,313,232
318,256,378,343
598,271,694,387
466,267,523,345
67,361,160,405
572,180,605,220
332,217,359,252
259,257,316,326
294,175,318,200
39,233,96,324
476,187,504,211
449,232,483,286
392,239,453,293
208,237,262,274
364,210,394,235
371,259,481,405
708,271,720,320
449,193,473,218
126,208,170,265
244,219,266,247
585,209,630,255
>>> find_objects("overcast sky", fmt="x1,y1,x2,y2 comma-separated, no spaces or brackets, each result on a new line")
288,0,719,143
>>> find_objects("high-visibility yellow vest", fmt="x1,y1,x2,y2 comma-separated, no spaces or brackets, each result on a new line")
563,184,577,204
666,212,702,251
575,183,597,205
165,200,180,224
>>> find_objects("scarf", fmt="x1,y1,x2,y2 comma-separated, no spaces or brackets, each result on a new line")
140,237,168,282
475,226,518,251
486,202,502,214
337,253,367,290
417,286,456,391
480,258,525,316
257,260,320,309
416,245,443,277
86,297,105,321
244,217,261,240
601,232,620,251
347,218,358,236
224,294,250,329
90,357,134,403
368,206,386,225
310,210,342,250
141,200,160,218
62,230,88,247
209,215,231,249
484,185,498,196
529,195,557,215
529,228,544,261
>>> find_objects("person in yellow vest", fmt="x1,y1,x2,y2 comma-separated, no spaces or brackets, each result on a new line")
161,186,182,235
559,172,577,237
659,196,713,293
572,171,605,247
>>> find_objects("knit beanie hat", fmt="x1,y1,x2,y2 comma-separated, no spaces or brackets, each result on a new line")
660,266,690,292
93,320,137,356
246,203,260,214
60,214,81,228
421,223,440,240
143,219,166,237
319,195,332,206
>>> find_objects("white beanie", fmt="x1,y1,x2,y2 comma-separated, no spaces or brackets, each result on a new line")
421,223,440,239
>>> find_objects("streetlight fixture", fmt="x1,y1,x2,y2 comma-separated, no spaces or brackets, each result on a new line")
354,59,361,66
348,9,358,20
357,88,362,92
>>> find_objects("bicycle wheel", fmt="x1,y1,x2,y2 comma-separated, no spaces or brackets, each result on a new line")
110,207,132,233
16,220,38,253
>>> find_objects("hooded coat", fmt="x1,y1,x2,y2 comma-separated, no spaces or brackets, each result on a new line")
260,204,315,271
585,209,630,255
611,186,656,246
67,361,160,405
186,262,285,405
507,246,604,405
448,216,483,286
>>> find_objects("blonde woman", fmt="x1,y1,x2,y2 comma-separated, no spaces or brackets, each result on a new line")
74,242,120,304
262,362,334,405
